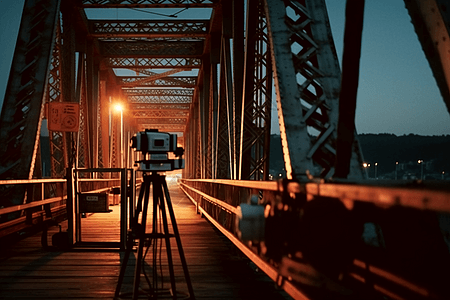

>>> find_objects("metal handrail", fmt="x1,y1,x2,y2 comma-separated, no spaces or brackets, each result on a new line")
0,177,124,216
181,178,450,213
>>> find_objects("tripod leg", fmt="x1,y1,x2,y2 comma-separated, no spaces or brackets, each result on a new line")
132,176,151,300
132,236,145,300
114,233,135,298
155,177,178,299
163,180,195,299
116,177,149,298
133,176,146,229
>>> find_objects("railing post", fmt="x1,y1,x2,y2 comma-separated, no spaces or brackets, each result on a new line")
66,167,76,246
25,184,34,225
120,168,128,250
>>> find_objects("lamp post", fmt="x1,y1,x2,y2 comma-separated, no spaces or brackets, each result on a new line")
363,162,371,178
374,162,378,179
395,161,398,180
418,159,424,180
115,104,124,169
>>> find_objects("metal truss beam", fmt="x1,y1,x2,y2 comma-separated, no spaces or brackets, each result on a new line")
106,57,202,68
130,103,191,110
123,68,192,85
100,41,204,57
81,0,216,8
137,124,186,132
89,20,209,39
135,118,187,125
127,95,192,103
119,76,197,88
132,110,189,118
240,0,272,181
264,0,364,180
0,0,60,183
405,0,450,114
48,19,69,178
123,89,194,97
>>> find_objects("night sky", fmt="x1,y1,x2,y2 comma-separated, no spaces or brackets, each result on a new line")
0,0,449,136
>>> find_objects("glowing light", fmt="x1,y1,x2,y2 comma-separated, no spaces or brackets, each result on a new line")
114,104,123,112
363,163,370,168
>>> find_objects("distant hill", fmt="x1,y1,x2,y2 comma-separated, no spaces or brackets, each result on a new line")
269,134,450,179
358,133,450,179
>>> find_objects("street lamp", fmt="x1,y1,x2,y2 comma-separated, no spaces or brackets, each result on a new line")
363,162,371,178
418,159,424,180
374,162,378,179
395,161,398,180
115,104,124,168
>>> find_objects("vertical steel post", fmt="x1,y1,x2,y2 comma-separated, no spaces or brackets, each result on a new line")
264,0,364,180
0,0,61,215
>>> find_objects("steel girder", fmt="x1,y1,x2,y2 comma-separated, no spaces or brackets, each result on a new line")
133,110,189,118
264,0,364,180
123,89,194,97
106,57,202,68
200,58,213,179
76,53,91,169
135,118,187,124
81,0,216,8
89,20,209,39
137,124,186,132
99,41,204,57
127,95,192,103
130,103,191,110
0,0,60,216
404,0,450,114
119,76,197,88
239,0,272,180
98,80,109,170
48,19,68,178
0,0,60,178
213,0,245,180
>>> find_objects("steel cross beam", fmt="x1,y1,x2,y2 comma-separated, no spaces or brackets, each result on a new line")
135,118,187,124
130,103,191,110
127,95,193,103
81,0,216,8
137,124,186,132
106,57,202,68
130,104,191,112
132,110,189,118
89,20,209,39
119,76,197,88
99,41,204,57
123,89,194,97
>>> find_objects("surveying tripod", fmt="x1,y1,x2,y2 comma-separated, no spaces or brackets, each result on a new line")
115,172,195,300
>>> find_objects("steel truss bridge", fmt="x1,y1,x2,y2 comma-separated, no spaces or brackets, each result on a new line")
0,0,450,299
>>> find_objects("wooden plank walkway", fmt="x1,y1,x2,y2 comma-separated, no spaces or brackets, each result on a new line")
0,182,292,299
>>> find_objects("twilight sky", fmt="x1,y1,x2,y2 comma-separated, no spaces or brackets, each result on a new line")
0,0,449,136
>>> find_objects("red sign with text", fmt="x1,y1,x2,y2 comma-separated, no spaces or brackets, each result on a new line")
48,102,80,132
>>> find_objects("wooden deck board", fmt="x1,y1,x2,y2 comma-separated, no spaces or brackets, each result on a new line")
0,182,291,299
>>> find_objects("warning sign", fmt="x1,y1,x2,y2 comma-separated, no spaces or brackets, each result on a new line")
48,102,80,132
